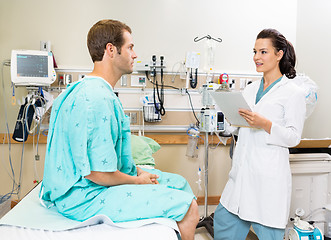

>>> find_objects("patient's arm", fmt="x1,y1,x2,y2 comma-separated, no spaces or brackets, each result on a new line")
85,170,159,187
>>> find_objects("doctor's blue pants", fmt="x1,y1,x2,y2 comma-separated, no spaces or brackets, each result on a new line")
213,203,285,240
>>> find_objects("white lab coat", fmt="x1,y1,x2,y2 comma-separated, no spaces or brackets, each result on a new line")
220,75,306,229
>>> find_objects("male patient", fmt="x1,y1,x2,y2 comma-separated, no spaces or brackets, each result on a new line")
40,19,199,240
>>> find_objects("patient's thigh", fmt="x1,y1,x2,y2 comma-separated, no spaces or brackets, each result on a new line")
94,184,195,222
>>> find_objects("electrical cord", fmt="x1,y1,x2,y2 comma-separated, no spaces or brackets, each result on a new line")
208,133,222,149
170,61,185,83
302,207,326,220
185,89,200,127
0,59,21,203
144,71,179,90
24,95,47,135
144,65,199,127
151,56,166,116
1,60,47,202
159,56,165,115
190,68,198,89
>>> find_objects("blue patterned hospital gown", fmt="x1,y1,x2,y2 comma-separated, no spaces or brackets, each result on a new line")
40,76,195,222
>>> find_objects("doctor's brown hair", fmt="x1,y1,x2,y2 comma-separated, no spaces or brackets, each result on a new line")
257,29,296,79
87,19,132,62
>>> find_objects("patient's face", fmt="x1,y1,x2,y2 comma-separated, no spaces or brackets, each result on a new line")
113,31,137,75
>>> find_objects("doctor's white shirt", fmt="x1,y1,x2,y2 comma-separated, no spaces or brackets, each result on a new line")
220,75,306,229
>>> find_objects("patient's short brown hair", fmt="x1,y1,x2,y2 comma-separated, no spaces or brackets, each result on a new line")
87,19,132,62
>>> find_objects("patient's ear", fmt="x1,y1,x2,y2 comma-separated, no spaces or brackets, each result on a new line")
105,43,115,58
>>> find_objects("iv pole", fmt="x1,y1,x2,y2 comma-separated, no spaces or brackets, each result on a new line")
204,131,209,217
194,34,222,237
196,131,214,237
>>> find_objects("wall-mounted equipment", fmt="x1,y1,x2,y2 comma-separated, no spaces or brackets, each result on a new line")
185,52,200,89
135,58,166,74
11,50,56,87
131,75,146,87
142,95,161,122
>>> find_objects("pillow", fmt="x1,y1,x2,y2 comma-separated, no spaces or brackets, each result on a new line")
131,135,161,166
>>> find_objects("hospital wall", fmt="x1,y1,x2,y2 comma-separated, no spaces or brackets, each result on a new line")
296,0,331,138
0,0,330,200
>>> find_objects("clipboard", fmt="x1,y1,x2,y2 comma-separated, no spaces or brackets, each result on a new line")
209,91,252,127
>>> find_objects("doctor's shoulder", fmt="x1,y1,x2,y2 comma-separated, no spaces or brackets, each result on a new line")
287,76,309,95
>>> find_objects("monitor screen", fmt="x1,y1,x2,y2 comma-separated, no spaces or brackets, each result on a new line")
11,50,56,86
17,54,48,78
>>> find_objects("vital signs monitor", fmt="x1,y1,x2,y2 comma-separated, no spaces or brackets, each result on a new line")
11,50,56,86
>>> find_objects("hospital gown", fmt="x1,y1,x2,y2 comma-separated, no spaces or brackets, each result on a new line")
40,76,195,222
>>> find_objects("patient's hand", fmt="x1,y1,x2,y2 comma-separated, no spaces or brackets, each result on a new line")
137,167,159,184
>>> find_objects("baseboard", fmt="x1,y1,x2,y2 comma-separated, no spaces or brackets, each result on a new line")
197,196,221,205
11,200,19,209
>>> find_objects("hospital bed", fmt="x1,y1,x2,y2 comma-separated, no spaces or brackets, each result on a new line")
0,183,180,240
0,135,180,240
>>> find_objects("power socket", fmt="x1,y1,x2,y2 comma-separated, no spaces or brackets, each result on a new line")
64,74,72,85
126,112,137,124
181,88,187,95
40,41,51,52
78,74,86,81
58,73,64,85
130,112,137,124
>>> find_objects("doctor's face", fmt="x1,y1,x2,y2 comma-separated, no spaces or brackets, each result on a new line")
253,38,283,74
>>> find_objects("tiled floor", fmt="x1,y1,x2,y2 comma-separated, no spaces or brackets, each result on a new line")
195,205,258,240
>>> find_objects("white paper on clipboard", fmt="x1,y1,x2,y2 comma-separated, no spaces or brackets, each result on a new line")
209,91,252,127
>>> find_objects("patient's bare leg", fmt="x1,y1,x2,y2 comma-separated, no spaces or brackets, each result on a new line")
177,199,199,240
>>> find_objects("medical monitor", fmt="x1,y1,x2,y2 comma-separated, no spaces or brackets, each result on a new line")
11,50,56,86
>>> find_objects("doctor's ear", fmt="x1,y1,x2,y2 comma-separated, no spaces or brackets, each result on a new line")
277,50,284,61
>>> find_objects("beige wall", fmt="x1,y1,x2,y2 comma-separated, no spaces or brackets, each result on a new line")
296,0,331,138
154,144,232,197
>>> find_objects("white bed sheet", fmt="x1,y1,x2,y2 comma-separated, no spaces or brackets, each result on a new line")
0,183,179,240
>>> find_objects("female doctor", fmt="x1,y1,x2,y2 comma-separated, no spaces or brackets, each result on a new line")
213,29,307,240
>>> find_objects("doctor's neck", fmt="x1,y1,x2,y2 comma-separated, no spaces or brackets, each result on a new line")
263,68,283,85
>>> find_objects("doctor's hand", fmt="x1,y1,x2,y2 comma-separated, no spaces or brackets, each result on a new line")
137,167,159,185
238,108,272,134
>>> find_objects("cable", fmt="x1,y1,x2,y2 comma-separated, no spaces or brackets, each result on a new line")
190,68,198,89
1,60,47,202
302,207,326,220
24,95,47,135
0,59,21,203
170,61,183,83
151,55,166,116
144,71,179,90
185,89,200,127
144,64,199,126
208,133,222,149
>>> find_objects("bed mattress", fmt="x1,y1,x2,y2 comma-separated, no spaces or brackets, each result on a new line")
0,183,179,240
